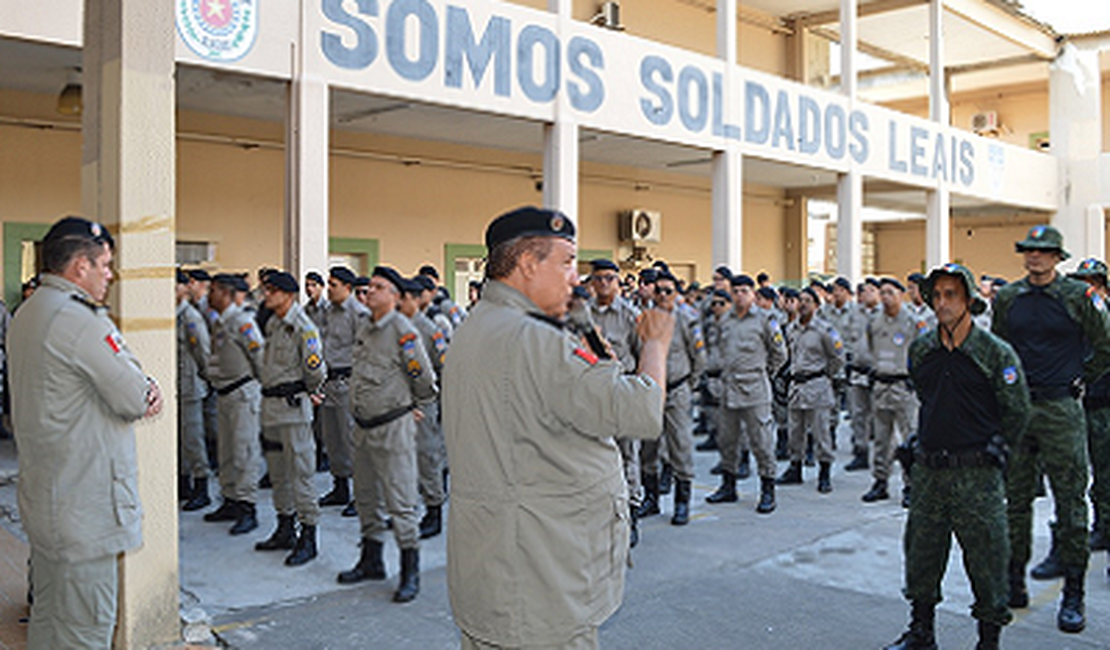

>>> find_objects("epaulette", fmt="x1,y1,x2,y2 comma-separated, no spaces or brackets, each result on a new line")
70,293,102,312
527,312,565,331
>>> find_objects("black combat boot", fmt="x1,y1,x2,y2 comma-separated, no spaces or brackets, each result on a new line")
229,501,258,535
659,463,674,495
1008,561,1029,608
862,479,889,502
629,509,640,548
1057,566,1086,633
710,462,725,476
203,498,240,522
845,448,869,471
671,479,691,526
255,514,297,551
817,462,833,493
1031,522,1064,580
705,473,738,504
776,461,803,485
775,429,789,460
338,537,387,584
975,620,1001,650
736,450,751,480
883,601,938,650
695,431,718,451
182,476,211,512
756,477,776,514
285,524,318,566
179,474,192,502
419,504,442,539
319,475,350,506
393,548,420,603
342,500,358,517
902,485,912,509
638,473,661,518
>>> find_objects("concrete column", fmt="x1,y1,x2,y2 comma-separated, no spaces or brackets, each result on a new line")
1050,43,1102,262
925,191,950,266
784,193,809,281
924,0,951,267
286,4,330,280
543,120,579,221
835,0,862,279
928,0,948,126
548,0,571,16
839,0,857,98
80,0,179,646
712,150,744,271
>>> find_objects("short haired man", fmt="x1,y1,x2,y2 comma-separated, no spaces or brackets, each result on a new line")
10,216,164,648
303,271,326,325
177,269,213,511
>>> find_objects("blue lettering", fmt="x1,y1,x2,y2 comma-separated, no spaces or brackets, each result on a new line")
771,91,794,151
639,56,673,126
824,104,846,160
386,0,438,81
849,111,869,163
798,95,821,155
931,133,948,181
744,82,770,145
910,126,928,176
712,73,740,140
678,66,709,133
517,25,560,103
444,7,510,96
959,140,975,186
321,0,378,70
887,121,907,173
567,36,605,113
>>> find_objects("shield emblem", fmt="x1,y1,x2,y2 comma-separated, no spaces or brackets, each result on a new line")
177,0,259,62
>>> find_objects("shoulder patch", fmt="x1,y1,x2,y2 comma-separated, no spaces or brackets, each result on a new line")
574,347,599,366
1086,285,1105,311
406,358,423,378
828,327,844,351
239,322,254,336
399,332,418,353
104,332,124,354
303,331,321,354
432,330,447,353
1003,366,1018,385
306,353,322,370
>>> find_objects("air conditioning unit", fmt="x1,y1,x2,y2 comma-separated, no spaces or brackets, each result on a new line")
971,111,999,134
591,1,624,30
620,209,662,243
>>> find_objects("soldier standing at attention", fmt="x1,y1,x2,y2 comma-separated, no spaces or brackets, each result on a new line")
10,217,164,649
860,278,920,505
316,267,367,517
443,207,671,649
847,278,881,470
639,269,706,526
885,264,1030,650
991,225,1110,633
338,266,436,603
823,278,862,469
705,274,787,513
177,269,213,511
204,274,265,535
398,277,449,539
303,271,326,325
906,272,937,334
778,287,845,492
255,272,328,566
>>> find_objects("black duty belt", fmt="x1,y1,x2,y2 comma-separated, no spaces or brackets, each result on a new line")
354,404,416,429
1028,384,1077,403
327,366,352,381
872,373,910,384
216,376,254,396
846,364,872,379
260,435,283,453
790,370,826,384
915,448,997,470
262,380,309,407
666,374,692,392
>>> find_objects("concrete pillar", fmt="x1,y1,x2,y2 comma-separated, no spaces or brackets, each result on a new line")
784,193,809,281
543,120,579,221
80,0,179,646
548,0,571,16
839,0,857,98
925,0,951,267
1050,43,1102,262
712,150,744,271
286,2,330,280
835,0,862,279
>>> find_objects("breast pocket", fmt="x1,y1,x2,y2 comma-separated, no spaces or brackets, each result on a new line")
110,460,141,529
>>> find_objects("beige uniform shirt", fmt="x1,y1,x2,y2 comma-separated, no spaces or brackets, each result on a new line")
665,305,707,395
711,306,787,408
9,275,150,562
412,311,447,376
260,303,327,426
350,310,437,421
786,316,846,409
209,303,264,387
863,305,918,410
443,281,664,646
177,300,210,401
589,296,641,374
319,295,368,404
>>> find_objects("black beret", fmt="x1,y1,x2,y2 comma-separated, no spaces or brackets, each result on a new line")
639,268,658,283
232,275,251,293
264,271,299,294
372,265,405,293
485,206,575,250
413,275,437,292
907,272,926,286
688,282,701,292
655,270,678,285
212,273,240,289
590,258,619,272
864,277,881,288
809,279,828,291
652,260,671,272
714,265,733,279
329,266,357,286
176,269,189,284
992,278,1007,287
305,271,324,285
879,277,905,292
711,288,732,301
354,276,370,287
730,274,755,288
401,278,424,295
188,268,212,282
756,286,778,300
418,265,440,280
801,286,820,302
43,216,115,249
756,272,770,283
781,287,800,299
833,277,853,291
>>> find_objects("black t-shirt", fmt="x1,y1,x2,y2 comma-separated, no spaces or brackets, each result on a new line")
1006,286,1084,387
914,345,1000,452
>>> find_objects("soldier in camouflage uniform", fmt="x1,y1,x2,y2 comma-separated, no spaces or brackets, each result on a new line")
991,225,1110,634
885,263,1030,650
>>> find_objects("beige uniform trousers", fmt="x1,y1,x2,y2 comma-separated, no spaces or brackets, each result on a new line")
416,399,447,507
320,379,355,479
263,421,321,526
353,413,421,548
720,404,777,478
28,551,117,650
460,627,599,650
179,397,209,478
216,387,261,504
641,383,694,480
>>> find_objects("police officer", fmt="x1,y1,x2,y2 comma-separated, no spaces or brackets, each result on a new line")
639,269,706,526
303,271,326,325
906,272,937,334
10,216,164,648
848,278,881,469
255,272,328,566
339,266,436,603
419,264,466,330
885,263,1030,650
204,273,265,535
860,278,919,504
177,269,213,511
991,225,1110,633
316,267,367,516
822,278,863,469
705,274,787,513
703,288,732,467
778,287,845,492
399,276,449,539
443,207,671,649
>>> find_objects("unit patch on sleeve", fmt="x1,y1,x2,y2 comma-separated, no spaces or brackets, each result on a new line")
573,347,599,366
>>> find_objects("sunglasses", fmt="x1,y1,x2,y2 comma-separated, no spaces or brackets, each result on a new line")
593,274,620,283
355,288,369,296
655,287,675,296
711,300,727,307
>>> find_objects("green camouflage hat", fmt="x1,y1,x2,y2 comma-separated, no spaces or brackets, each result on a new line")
1015,224,1070,259
1070,257,1108,284
922,263,987,316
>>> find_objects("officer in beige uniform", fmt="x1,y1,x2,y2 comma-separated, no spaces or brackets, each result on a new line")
10,217,164,649
339,266,436,603
178,269,213,511
255,272,328,565
705,274,787,513
205,274,266,535
444,207,671,650
400,276,449,539
316,267,367,516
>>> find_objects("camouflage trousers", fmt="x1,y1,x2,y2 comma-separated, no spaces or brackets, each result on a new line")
904,464,1011,626
1087,406,1110,538
1006,397,1089,570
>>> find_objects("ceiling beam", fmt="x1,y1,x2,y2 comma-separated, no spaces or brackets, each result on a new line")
811,25,930,71
944,0,1058,60
790,0,926,29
